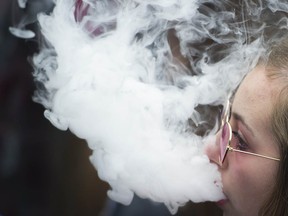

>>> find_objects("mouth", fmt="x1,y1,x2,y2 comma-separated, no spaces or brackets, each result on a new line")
216,190,229,207
216,199,228,207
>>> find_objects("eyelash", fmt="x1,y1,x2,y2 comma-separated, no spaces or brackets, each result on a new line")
232,131,248,151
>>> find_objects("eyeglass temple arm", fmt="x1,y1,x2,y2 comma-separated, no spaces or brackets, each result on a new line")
227,146,280,161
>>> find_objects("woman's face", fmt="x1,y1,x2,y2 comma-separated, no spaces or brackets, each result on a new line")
206,66,280,216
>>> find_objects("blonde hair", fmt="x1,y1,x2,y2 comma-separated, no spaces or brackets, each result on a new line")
259,38,288,215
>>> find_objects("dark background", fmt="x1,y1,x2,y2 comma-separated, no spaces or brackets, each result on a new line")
0,1,222,215
0,1,109,215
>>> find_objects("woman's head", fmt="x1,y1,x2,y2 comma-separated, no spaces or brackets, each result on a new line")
206,38,288,216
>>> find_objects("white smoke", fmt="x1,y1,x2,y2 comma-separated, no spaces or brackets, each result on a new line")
9,0,54,39
27,0,288,214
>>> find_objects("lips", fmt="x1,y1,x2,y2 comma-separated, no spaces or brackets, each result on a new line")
216,191,229,207
216,199,228,207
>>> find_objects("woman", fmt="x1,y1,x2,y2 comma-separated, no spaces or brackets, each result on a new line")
206,38,288,215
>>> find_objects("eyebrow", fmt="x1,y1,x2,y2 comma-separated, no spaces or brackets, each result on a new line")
231,112,255,136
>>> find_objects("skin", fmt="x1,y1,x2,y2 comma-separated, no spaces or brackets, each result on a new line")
206,66,280,216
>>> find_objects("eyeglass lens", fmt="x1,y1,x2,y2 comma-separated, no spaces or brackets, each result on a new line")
220,122,229,163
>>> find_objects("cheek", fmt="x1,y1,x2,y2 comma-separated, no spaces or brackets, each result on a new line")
222,163,258,214
222,158,252,196
224,155,278,189
222,157,278,212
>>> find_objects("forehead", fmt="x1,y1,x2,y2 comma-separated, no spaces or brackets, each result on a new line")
238,67,272,101
232,66,278,129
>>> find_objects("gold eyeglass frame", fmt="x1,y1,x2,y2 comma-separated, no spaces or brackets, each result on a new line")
220,101,280,165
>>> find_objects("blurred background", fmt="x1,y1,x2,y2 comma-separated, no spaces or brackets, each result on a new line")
0,0,110,215
0,0,221,215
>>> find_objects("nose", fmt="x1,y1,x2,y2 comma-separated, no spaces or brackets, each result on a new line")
205,133,221,166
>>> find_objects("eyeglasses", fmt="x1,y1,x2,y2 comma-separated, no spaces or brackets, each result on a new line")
219,101,280,165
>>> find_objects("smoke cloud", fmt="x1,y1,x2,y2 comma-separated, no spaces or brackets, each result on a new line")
9,0,54,39
14,0,288,213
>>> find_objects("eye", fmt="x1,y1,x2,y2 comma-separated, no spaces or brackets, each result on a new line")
232,131,248,151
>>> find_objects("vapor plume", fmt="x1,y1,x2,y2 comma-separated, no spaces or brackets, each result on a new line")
15,0,288,213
